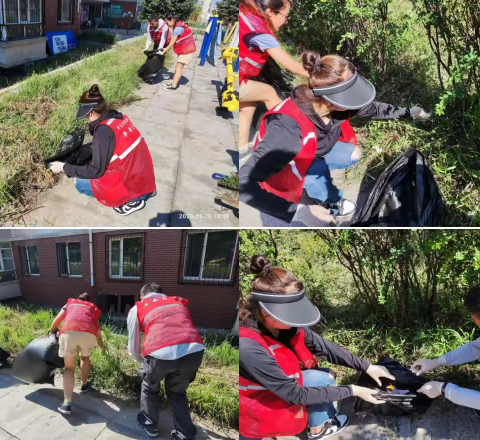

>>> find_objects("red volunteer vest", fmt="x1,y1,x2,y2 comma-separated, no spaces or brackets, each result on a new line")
60,298,101,336
253,98,358,203
136,296,203,357
239,326,317,438
239,4,274,84
149,22,171,47
173,21,196,55
90,116,156,207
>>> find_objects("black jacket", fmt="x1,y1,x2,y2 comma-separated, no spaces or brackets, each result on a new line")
64,109,123,179
239,87,411,222
240,319,370,406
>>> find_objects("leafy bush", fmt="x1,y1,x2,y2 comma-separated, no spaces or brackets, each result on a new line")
79,30,117,45
139,0,196,21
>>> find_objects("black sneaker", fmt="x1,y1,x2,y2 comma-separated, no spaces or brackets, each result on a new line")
307,415,349,440
314,199,356,217
113,199,146,216
80,382,90,393
58,403,72,415
137,412,159,438
171,430,190,440
474,408,480,420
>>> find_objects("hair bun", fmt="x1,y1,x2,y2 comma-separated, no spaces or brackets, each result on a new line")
301,50,322,76
89,84,101,96
250,255,271,276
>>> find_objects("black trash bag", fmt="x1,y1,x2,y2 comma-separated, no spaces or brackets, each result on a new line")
354,357,433,416
12,332,64,384
352,149,445,226
254,57,294,101
44,129,92,167
0,346,10,368
138,51,166,79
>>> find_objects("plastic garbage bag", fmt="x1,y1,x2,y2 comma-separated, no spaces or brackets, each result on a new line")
44,129,92,167
138,51,166,78
0,346,10,368
254,57,294,101
354,357,433,416
352,149,445,226
12,333,64,384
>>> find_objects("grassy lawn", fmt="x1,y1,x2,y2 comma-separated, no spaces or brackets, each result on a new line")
0,37,154,224
0,302,238,429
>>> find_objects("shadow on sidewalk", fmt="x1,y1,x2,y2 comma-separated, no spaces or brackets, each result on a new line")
149,211,193,227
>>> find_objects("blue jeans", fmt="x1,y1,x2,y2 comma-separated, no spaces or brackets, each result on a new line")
303,368,337,427
74,178,153,204
303,141,360,204
239,369,338,439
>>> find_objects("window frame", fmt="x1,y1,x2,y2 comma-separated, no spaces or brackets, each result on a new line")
0,243,15,273
57,0,74,24
57,242,82,278
2,0,42,25
182,231,238,283
107,234,145,282
22,245,40,276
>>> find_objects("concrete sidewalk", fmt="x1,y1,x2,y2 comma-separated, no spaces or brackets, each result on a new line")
0,369,236,440
18,41,238,227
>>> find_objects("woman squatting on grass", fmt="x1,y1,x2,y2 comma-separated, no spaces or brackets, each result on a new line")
239,0,309,157
48,84,157,216
239,255,399,440
239,51,431,225
157,15,196,90
49,292,104,415
127,282,205,439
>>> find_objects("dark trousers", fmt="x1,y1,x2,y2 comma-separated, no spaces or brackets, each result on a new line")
139,350,204,439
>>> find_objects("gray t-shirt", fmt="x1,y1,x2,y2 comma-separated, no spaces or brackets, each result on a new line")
247,33,279,52
173,26,185,36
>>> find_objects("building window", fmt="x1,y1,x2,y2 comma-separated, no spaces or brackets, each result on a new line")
3,0,41,24
0,242,16,283
57,242,82,277
20,245,40,275
58,0,74,23
108,235,144,280
183,231,238,282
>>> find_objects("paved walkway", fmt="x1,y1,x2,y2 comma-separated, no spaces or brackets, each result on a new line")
18,40,238,227
0,369,236,440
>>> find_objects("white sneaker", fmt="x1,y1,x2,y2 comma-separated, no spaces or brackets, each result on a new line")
307,415,349,439
315,199,356,217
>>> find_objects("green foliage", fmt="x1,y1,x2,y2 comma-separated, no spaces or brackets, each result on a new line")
79,30,117,45
139,0,196,21
219,172,239,190
217,0,239,25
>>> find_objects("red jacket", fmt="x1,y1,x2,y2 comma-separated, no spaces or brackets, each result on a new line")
239,4,274,84
60,298,101,336
90,115,156,207
174,21,196,55
136,296,203,357
253,98,358,203
149,22,171,48
239,326,317,438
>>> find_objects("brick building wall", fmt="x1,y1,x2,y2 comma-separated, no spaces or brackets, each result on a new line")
12,230,239,329
108,1,137,29
44,0,81,36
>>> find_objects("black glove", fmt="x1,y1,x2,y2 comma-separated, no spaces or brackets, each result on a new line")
410,106,431,121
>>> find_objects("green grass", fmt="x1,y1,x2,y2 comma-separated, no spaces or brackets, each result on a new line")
219,172,239,191
0,302,238,429
0,37,149,223
79,30,117,45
